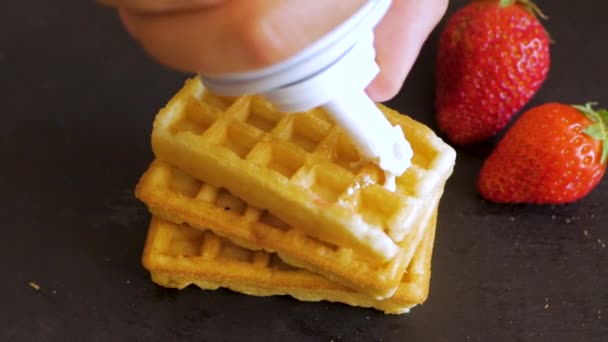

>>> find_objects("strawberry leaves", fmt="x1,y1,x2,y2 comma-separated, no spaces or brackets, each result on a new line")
499,0,517,6
573,103,608,163
500,0,548,19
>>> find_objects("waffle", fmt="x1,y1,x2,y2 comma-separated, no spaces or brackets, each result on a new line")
142,211,437,315
136,159,442,299
150,77,455,262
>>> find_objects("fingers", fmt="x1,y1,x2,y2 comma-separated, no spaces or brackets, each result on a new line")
98,0,227,13
117,0,366,74
367,0,448,102
118,6,250,73
109,0,447,101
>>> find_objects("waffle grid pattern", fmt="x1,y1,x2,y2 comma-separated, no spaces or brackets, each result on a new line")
143,211,437,315
136,160,442,298
151,78,455,262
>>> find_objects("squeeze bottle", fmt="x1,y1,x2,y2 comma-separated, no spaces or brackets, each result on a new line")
199,0,412,191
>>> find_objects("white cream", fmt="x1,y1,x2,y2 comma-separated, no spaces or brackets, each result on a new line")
323,89,412,191
383,171,397,192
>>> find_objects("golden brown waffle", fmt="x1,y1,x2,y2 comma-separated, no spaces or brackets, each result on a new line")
142,211,437,315
136,159,442,299
150,78,455,262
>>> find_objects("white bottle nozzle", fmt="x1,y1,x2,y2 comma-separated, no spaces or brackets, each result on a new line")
324,90,412,185
199,0,412,190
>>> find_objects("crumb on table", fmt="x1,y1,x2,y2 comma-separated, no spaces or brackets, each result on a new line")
29,282,40,290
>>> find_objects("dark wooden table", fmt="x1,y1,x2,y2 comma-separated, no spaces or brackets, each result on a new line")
2,1,607,340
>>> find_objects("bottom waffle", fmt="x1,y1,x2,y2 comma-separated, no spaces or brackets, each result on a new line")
142,211,437,315
136,160,443,299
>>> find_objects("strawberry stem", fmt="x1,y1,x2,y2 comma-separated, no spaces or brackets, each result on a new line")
573,103,608,164
500,0,548,19
499,0,552,42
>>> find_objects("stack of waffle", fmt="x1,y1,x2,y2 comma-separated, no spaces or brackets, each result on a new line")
135,77,456,314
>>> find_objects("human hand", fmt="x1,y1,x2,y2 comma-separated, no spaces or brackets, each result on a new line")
101,0,448,102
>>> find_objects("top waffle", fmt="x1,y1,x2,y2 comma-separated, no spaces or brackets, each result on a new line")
151,77,455,262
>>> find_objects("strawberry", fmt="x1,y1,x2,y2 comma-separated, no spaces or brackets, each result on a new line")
478,103,608,204
435,0,550,145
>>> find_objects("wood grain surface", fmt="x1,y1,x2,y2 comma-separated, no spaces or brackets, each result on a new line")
1,0,606,341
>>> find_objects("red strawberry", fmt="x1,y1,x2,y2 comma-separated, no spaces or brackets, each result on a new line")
478,103,608,204
435,0,550,145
